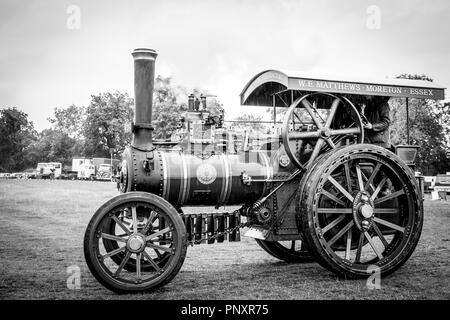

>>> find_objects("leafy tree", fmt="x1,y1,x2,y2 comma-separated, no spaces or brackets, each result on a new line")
0,108,37,172
47,105,85,139
152,76,187,140
232,113,266,132
390,74,450,175
83,91,134,158
26,129,77,166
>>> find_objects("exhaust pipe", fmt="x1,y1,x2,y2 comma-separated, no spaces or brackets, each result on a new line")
131,48,158,151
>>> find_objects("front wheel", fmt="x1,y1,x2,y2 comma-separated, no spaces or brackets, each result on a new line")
84,192,187,293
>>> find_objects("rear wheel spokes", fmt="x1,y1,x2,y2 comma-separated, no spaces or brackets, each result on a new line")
327,220,354,247
344,162,352,193
355,232,364,263
321,190,346,207
372,223,389,248
373,217,405,233
374,190,405,205
317,158,409,265
328,176,354,202
355,164,364,192
364,163,381,191
364,231,384,260
371,177,387,201
345,229,352,260
322,215,347,234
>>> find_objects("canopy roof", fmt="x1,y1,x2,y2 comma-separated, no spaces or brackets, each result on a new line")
240,69,446,106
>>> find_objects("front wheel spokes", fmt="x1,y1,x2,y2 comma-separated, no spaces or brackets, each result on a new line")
102,246,126,260
146,242,173,253
102,233,127,243
136,253,141,282
102,206,173,278
114,251,132,277
145,226,172,241
111,215,131,235
142,250,162,272
131,206,138,234
141,210,158,235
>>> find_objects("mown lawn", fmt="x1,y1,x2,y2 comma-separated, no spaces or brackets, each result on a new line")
0,180,449,299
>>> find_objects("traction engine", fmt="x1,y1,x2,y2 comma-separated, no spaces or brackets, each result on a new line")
84,48,427,293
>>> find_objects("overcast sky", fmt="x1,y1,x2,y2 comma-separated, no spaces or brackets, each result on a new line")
1,0,449,131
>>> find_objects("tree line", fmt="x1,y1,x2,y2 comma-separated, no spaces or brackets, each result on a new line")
0,74,449,175
0,76,203,172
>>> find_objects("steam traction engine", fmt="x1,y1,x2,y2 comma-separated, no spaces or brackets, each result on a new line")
84,48,446,293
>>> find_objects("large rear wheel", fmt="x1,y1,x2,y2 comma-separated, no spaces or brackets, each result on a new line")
298,144,423,278
255,239,314,262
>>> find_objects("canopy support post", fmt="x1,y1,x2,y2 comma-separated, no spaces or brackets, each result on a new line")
273,95,276,125
406,98,410,145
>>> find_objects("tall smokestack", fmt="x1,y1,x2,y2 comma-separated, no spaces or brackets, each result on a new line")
131,48,158,151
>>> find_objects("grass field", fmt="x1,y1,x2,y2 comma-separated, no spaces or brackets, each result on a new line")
0,179,449,300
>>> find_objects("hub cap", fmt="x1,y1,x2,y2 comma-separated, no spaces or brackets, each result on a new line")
127,234,146,253
352,191,375,230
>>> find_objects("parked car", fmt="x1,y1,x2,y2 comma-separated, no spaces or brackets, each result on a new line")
22,169,38,179
57,170,78,180
423,176,436,193
430,174,450,194
11,172,25,179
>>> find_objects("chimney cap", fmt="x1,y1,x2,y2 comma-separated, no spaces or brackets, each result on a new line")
132,48,158,61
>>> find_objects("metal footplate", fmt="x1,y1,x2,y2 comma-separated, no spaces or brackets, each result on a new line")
243,226,270,240
181,211,243,245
